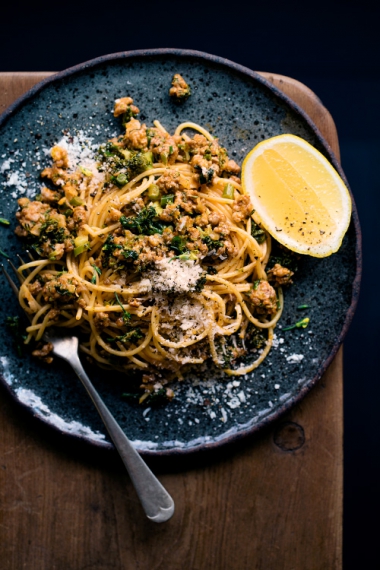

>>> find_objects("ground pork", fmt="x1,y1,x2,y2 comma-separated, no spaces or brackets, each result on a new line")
249,280,278,315
94,312,112,330
51,146,69,168
42,274,82,302
267,263,294,286
149,129,179,164
223,159,241,175
114,97,140,118
32,342,54,364
156,170,182,193
169,74,191,100
232,195,253,223
124,119,148,150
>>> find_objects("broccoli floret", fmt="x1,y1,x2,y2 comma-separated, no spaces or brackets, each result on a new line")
127,151,153,177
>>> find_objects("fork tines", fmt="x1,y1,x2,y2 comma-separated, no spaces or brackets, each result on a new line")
1,264,20,297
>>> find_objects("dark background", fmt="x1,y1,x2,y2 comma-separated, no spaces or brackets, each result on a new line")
1,1,378,567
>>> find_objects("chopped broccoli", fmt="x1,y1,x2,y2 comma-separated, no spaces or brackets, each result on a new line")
102,235,122,253
110,172,129,188
121,106,138,126
127,151,153,177
98,144,152,181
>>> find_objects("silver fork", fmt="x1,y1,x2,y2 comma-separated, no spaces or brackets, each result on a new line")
1,260,175,523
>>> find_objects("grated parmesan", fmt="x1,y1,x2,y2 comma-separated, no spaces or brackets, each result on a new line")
286,353,304,364
145,258,204,294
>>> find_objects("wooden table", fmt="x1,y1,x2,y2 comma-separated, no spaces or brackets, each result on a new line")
0,72,343,570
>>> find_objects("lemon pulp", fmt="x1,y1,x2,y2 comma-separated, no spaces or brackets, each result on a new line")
242,134,352,257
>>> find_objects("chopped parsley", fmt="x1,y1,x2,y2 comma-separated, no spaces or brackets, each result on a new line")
92,264,102,276
121,249,139,261
101,235,122,267
245,324,266,349
170,235,187,254
195,165,214,184
202,234,224,252
5,316,27,357
122,387,170,406
120,206,164,236
251,220,266,244
114,293,131,324
194,273,207,292
267,242,299,273
108,328,143,344
28,217,67,256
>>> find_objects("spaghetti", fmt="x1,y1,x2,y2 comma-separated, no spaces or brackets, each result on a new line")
14,96,295,398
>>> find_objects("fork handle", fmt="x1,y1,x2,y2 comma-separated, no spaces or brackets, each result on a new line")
67,352,175,523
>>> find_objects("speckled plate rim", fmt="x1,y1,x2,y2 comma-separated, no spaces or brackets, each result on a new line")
0,48,362,456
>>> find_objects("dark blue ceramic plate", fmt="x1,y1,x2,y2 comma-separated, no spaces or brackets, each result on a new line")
0,49,361,455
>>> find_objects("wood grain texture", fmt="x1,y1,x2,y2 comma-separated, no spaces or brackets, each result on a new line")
0,72,343,570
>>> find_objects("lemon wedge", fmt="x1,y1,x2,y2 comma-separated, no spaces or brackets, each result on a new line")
242,134,352,257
